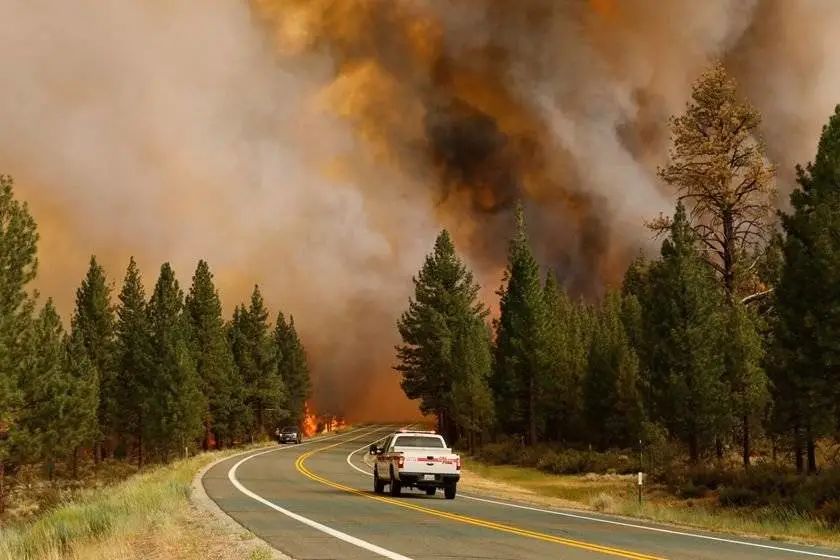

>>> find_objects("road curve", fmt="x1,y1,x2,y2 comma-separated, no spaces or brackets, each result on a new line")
202,425,840,560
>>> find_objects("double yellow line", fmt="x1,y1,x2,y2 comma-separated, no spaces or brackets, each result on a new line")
295,432,666,560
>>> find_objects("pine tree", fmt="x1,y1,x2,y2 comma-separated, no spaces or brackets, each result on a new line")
654,62,776,302
62,329,99,475
233,286,285,438
227,305,254,439
641,204,730,462
395,230,489,443
540,272,584,442
0,175,38,510
14,301,66,466
147,263,204,458
775,105,840,473
113,257,154,466
492,205,548,444
449,318,494,451
723,303,768,467
72,256,115,461
583,291,645,449
274,312,311,428
185,260,241,448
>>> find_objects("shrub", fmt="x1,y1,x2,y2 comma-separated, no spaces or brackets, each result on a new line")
589,492,616,512
719,486,760,507
473,441,522,465
818,500,840,528
677,482,708,499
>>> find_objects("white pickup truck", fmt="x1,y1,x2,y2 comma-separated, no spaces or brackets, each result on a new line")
370,430,461,499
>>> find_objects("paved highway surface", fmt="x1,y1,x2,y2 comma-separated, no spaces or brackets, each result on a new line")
203,425,840,560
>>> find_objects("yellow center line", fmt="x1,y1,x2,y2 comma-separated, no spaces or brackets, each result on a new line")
295,436,668,560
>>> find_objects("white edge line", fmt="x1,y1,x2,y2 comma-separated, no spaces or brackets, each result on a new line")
458,495,840,559
228,426,414,560
344,441,840,559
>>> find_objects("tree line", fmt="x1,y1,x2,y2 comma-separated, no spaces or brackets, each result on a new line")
395,63,840,474
0,183,311,508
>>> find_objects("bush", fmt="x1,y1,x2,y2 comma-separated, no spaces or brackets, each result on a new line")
473,441,522,465
677,482,708,499
719,486,760,507
589,492,616,512
475,442,638,475
715,466,840,523
818,500,840,528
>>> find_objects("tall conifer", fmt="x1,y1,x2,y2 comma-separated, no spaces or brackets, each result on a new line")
186,260,240,448
492,205,548,444
71,256,115,461
114,257,154,466
775,105,840,472
395,230,489,443
275,313,311,427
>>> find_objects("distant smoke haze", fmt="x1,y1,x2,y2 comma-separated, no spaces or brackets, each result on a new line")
1,0,838,420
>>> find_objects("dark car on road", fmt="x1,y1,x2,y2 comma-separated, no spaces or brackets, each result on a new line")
276,426,302,444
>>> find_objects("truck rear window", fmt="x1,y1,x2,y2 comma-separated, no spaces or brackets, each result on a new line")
393,436,444,448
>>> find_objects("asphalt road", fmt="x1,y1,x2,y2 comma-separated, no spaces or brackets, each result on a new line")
203,425,840,560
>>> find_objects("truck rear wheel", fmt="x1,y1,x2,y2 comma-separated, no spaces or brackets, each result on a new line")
444,484,456,500
373,469,385,494
425,487,435,496
389,469,401,497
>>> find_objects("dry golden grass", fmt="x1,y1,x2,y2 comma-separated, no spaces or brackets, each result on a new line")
460,460,840,549
0,448,275,560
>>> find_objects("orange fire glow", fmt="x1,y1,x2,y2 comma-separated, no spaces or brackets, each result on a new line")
301,401,347,437
302,401,318,437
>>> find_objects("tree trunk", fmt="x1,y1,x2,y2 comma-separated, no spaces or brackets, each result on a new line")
742,414,751,468
203,421,212,451
0,461,5,514
715,437,724,460
688,431,699,464
528,374,537,445
794,424,804,474
722,210,736,302
71,447,79,479
806,424,817,474
94,441,102,466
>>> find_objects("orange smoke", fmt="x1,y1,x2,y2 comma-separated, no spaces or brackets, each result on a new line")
8,0,835,427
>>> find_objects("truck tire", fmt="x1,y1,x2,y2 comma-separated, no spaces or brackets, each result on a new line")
389,469,401,497
444,483,456,500
373,469,385,494
425,487,435,496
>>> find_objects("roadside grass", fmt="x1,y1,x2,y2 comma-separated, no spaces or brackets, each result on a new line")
0,445,273,560
462,459,840,549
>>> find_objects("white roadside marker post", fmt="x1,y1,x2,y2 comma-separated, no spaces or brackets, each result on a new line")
637,471,643,505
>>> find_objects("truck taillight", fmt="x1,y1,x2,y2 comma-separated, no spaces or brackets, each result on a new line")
455,457,461,470
397,456,405,468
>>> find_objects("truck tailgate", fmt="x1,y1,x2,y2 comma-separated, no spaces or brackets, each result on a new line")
400,450,459,474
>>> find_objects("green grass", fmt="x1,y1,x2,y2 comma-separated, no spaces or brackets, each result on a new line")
0,446,264,560
464,459,840,548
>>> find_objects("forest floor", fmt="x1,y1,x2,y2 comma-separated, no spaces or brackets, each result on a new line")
460,459,840,549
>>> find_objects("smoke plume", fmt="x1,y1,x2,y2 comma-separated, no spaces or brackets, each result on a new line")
1,0,838,420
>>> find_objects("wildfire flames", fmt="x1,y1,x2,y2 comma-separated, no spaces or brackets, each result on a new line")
302,402,319,437
301,401,346,437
